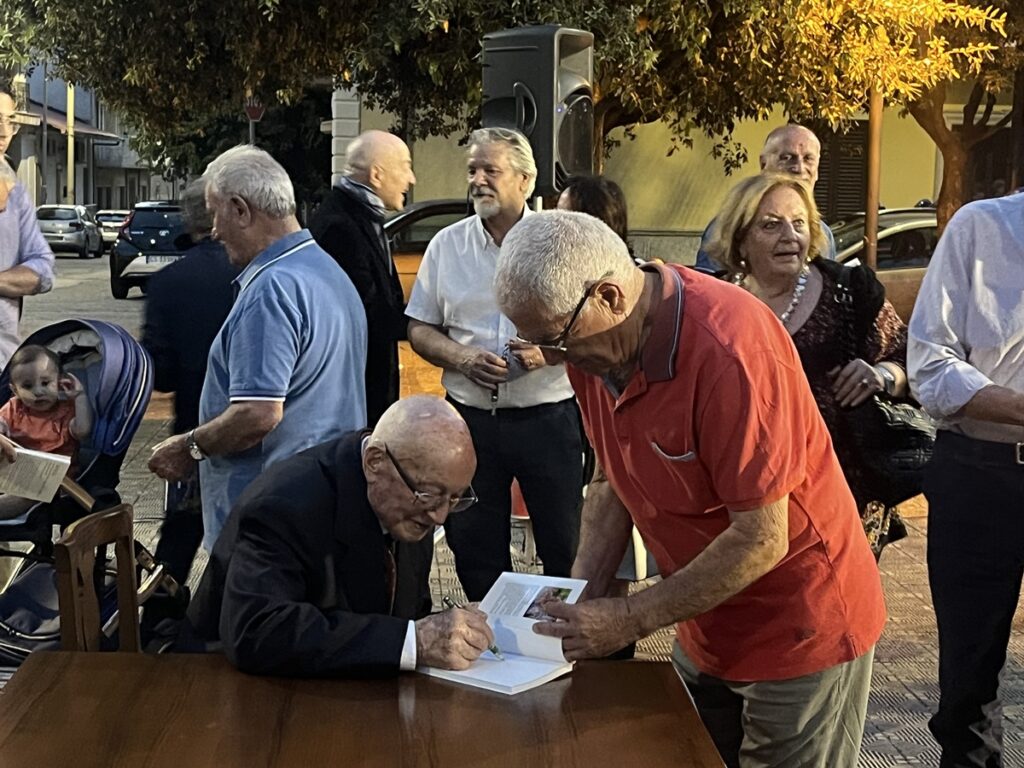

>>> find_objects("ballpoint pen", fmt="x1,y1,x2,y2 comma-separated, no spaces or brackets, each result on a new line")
441,595,505,661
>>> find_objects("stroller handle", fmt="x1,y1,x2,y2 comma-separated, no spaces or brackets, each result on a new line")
60,477,96,513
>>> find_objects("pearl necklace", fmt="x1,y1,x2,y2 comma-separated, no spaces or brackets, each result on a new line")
778,266,810,326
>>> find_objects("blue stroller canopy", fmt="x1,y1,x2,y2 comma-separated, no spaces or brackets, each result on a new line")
0,319,153,456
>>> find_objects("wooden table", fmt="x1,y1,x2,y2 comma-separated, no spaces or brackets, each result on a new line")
0,652,724,767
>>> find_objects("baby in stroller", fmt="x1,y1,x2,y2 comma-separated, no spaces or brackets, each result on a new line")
0,320,151,534
0,344,94,476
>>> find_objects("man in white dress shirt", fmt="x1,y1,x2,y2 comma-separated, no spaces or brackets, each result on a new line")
908,191,1024,768
406,128,582,601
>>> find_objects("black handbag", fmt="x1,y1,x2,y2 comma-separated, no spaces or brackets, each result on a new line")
834,270,937,507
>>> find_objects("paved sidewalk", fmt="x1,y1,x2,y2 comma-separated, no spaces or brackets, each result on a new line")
118,408,1024,765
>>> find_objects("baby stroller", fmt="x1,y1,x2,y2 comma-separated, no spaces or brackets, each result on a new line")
0,320,178,664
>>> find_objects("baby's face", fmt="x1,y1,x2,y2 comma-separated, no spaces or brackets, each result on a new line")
10,358,61,412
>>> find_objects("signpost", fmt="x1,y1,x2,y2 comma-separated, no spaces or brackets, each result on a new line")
244,97,265,145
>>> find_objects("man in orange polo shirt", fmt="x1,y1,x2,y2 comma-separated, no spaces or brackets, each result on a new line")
494,211,885,768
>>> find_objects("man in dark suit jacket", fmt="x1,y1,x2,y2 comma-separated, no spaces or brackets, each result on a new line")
142,179,239,591
308,131,433,619
309,130,416,426
185,395,493,677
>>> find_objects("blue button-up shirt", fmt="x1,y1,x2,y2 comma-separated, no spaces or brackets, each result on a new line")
0,182,55,365
199,229,368,549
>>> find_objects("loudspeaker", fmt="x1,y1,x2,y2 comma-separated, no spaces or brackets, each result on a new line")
481,25,594,198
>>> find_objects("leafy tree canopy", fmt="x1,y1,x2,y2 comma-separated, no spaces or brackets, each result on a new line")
2,0,1007,176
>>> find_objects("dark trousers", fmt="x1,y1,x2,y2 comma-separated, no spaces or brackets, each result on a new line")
141,477,203,645
446,398,583,602
926,431,1024,768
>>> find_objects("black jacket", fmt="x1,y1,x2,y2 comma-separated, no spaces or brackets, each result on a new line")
141,239,239,433
309,185,407,426
185,433,428,677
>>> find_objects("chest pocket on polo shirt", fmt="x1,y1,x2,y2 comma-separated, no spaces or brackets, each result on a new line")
632,428,717,514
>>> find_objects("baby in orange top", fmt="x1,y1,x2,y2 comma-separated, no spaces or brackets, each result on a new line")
0,345,93,473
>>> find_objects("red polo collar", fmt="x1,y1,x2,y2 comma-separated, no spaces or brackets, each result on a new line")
639,262,685,383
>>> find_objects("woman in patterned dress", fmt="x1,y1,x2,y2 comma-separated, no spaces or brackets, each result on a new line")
705,173,910,558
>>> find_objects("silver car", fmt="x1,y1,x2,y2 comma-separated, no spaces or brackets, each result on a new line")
833,208,937,321
95,209,130,252
35,205,103,259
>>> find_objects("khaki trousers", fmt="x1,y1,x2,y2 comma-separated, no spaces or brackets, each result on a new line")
672,642,874,768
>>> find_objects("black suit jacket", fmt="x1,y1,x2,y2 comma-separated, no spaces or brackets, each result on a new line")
186,433,427,677
309,185,407,426
141,239,239,433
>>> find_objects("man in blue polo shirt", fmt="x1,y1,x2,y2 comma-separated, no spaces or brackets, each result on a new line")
149,145,367,550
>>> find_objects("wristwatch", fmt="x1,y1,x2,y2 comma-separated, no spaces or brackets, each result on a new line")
876,365,896,396
186,429,207,461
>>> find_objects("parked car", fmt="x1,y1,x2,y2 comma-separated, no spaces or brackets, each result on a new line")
35,205,103,259
109,201,187,300
833,208,938,322
95,209,130,252
384,198,471,302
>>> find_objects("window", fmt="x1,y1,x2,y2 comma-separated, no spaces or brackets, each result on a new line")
810,121,868,223
37,208,77,221
389,212,467,252
877,227,937,270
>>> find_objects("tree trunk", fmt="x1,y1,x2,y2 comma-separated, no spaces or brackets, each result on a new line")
935,142,969,230
909,86,967,233
593,97,609,175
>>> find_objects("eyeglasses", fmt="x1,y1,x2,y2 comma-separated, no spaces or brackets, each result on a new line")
0,114,20,136
384,445,478,513
518,271,613,353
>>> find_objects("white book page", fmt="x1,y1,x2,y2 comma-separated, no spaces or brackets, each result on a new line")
0,448,69,502
479,572,586,619
420,656,571,695
478,572,587,663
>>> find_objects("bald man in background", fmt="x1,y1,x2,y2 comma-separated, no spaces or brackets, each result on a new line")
695,124,836,272
310,130,417,425
309,131,432,616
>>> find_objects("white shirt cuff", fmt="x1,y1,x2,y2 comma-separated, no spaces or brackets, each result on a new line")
400,620,417,671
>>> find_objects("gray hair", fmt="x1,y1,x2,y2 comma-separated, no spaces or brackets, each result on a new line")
469,127,537,198
495,211,634,317
179,178,212,238
203,145,295,218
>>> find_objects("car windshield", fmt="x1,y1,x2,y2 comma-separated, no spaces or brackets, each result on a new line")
831,217,867,253
131,210,183,228
97,213,126,224
37,208,78,221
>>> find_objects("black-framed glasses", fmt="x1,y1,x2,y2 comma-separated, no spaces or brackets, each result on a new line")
0,114,20,136
384,445,478,513
519,271,613,353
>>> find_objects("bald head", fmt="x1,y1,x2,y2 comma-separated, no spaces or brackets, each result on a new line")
344,130,416,211
760,125,821,187
364,396,477,541
370,395,472,462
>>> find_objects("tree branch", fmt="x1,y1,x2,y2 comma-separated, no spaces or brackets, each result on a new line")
963,79,984,128
965,109,1014,149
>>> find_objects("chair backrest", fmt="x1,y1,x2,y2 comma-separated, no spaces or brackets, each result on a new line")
54,505,140,652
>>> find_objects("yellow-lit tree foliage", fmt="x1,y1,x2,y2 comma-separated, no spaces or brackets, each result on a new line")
1,0,1007,204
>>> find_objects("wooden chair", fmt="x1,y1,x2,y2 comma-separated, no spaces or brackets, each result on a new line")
54,504,141,652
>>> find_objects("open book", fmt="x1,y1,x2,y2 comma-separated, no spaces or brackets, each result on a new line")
0,447,70,502
419,572,587,695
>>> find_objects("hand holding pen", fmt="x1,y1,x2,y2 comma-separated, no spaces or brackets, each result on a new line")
442,596,505,661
